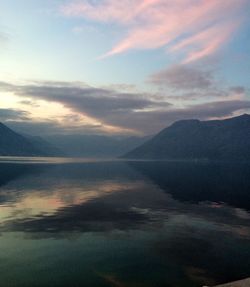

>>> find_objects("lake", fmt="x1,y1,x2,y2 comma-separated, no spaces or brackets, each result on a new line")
0,158,250,287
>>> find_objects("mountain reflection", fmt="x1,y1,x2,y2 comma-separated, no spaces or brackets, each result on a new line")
0,160,250,286
1,161,250,236
128,161,250,210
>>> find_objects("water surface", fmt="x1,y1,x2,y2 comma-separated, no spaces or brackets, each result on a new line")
0,158,250,287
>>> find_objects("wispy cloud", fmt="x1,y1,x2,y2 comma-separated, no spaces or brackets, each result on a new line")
0,25,10,51
0,33,8,44
61,0,248,62
149,64,248,102
0,108,29,121
150,65,213,90
0,81,249,134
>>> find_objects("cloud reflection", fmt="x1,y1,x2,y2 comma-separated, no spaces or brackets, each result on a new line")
0,160,250,286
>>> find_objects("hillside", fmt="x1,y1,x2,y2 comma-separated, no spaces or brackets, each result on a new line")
123,114,250,160
0,123,58,156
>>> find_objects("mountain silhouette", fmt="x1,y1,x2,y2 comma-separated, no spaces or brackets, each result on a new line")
0,122,59,156
123,114,250,160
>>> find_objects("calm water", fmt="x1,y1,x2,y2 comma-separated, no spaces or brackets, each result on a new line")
0,158,250,287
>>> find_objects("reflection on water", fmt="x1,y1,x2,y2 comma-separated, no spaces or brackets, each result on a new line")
0,159,250,287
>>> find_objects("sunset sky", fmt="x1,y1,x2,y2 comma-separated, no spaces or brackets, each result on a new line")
0,0,250,136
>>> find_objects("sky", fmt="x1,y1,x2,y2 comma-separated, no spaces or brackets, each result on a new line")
0,0,250,136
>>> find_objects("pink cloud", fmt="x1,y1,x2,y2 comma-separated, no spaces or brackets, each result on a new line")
61,0,248,62
170,20,241,63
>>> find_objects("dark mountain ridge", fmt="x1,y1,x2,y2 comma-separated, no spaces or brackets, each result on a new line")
0,122,59,156
123,114,250,160
0,122,150,158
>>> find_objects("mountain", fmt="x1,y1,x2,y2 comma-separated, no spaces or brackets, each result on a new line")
45,134,151,158
25,135,63,157
123,114,250,160
0,122,59,156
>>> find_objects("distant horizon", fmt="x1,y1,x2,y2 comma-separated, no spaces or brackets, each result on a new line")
1,112,250,138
